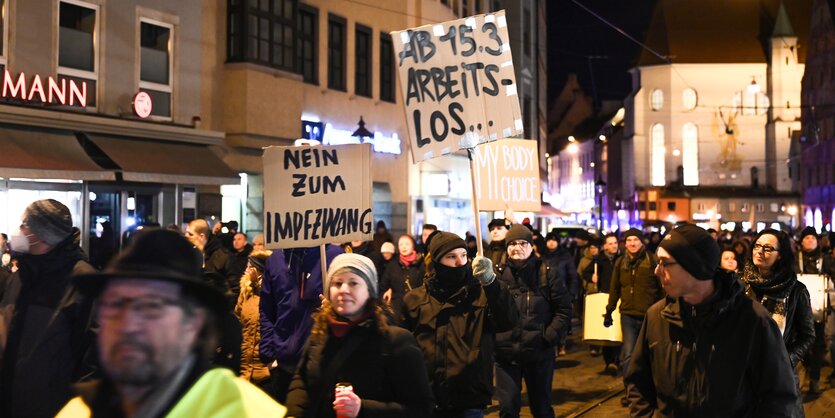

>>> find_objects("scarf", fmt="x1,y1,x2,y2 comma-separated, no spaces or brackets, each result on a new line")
327,311,373,338
400,251,418,267
740,263,795,334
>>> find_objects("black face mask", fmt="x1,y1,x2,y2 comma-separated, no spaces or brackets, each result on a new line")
434,262,469,289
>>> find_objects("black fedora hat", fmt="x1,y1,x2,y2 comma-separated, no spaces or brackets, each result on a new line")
74,229,226,313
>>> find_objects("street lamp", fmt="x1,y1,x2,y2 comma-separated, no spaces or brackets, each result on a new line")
595,177,607,230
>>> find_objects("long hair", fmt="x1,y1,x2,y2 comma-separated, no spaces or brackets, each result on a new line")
308,299,390,346
749,228,794,276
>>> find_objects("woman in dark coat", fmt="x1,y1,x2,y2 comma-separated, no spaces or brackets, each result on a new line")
286,253,433,418
380,235,425,323
740,228,814,416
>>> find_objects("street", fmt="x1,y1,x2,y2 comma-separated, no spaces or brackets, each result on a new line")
486,320,835,418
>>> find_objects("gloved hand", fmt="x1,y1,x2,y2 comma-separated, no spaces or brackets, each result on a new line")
603,312,613,328
472,256,496,286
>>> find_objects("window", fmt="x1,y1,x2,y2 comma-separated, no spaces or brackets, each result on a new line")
770,203,779,213
328,15,346,91
355,24,372,97
0,0,6,64
741,202,749,213
729,202,736,212
682,123,699,185
380,33,395,103
523,8,531,57
58,1,99,108
522,95,531,136
297,5,317,84
756,203,765,213
682,88,697,110
650,89,663,111
226,0,296,71
651,123,665,186
649,202,657,211
139,20,173,118
475,0,482,14
667,202,676,211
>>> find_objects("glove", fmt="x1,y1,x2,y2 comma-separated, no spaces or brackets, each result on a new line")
603,313,613,328
472,256,496,286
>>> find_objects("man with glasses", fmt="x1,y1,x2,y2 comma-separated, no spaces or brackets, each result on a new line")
626,224,797,416
494,224,571,418
57,229,285,417
604,228,663,407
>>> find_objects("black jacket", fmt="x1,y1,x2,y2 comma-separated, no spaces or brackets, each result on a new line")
542,248,580,297
0,231,97,417
487,240,507,273
495,257,572,362
580,251,618,294
401,274,519,411
204,235,232,279
287,323,433,418
626,272,799,417
379,257,425,323
227,244,253,295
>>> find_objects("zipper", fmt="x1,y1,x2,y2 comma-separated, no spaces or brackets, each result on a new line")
527,290,531,316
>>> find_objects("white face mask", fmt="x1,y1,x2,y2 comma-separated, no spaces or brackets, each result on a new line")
9,229,38,255
1,253,9,267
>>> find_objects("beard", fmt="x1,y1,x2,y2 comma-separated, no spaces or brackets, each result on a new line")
102,337,160,386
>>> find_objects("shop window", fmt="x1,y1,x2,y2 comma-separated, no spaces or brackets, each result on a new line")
139,19,173,118
682,123,699,185
58,0,98,107
226,0,296,72
682,88,697,110
651,123,665,186
380,33,395,103
355,24,372,98
650,89,663,111
296,5,317,84
328,15,346,91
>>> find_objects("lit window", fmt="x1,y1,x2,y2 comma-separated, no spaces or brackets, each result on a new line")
650,89,664,111
682,123,699,185
682,88,697,110
651,123,665,186
139,19,173,118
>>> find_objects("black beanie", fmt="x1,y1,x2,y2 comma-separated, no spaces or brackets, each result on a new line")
488,218,510,230
505,224,533,245
428,231,467,260
800,226,818,241
622,228,643,242
659,224,720,281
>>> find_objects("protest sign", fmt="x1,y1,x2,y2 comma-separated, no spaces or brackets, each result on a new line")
474,139,541,212
263,144,373,249
391,10,523,163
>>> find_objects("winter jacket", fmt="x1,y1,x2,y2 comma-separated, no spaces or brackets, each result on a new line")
235,293,270,382
626,272,799,417
795,250,835,313
286,322,433,418
0,231,97,417
495,257,572,362
379,256,425,323
401,275,519,411
56,364,285,418
542,248,580,298
260,245,343,370
606,250,664,317
228,244,253,294
487,240,507,273
580,251,618,294
204,235,232,278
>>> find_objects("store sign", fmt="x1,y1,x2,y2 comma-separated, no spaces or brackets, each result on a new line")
300,119,401,155
133,92,153,118
473,139,541,211
1,70,87,107
262,143,374,248
391,10,522,163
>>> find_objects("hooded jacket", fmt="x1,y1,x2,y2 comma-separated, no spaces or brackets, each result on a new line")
626,272,799,417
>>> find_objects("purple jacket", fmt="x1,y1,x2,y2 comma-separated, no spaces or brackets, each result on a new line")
259,245,343,368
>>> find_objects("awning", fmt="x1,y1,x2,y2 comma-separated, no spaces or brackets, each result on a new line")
0,126,115,181
87,135,240,185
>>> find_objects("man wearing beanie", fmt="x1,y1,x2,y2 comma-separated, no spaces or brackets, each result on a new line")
402,231,519,418
794,226,835,394
487,218,511,272
493,225,571,418
625,224,798,416
0,199,98,417
604,227,662,407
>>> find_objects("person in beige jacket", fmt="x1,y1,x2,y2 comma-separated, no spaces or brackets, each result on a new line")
235,250,273,391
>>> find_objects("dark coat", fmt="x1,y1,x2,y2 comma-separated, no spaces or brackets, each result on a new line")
542,248,580,297
286,323,433,418
626,273,799,417
351,241,384,278
495,257,572,362
227,243,253,294
260,245,344,369
606,250,664,317
487,240,507,273
580,251,618,294
204,235,232,279
0,232,97,417
401,274,519,411
379,257,425,323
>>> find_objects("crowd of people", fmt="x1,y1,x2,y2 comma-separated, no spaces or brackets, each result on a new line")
0,199,833,417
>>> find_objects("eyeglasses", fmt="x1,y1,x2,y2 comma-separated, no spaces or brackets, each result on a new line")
658,260,678,269
98,296,183,320
752,244,778,254
508,241,531,248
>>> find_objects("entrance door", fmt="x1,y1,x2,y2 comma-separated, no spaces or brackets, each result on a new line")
88,185,164,269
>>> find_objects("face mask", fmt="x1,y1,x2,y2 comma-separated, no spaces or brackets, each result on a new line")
434,262,469,289
9,229,37,255
1,253,9,267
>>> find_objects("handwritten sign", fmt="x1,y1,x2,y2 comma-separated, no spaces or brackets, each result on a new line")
391,10,523,163
474,139,541,212
263,144,373,248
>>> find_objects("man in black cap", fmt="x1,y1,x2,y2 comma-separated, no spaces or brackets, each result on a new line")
0,199,98,417
487,218,511,272
494,225,571,418
795,226,835,395
402,231,518,418
604,228,662,407
57,229,285,417
626,224,798,416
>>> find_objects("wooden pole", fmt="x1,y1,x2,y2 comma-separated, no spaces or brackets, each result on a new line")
468,148,484,256
320,243,328,295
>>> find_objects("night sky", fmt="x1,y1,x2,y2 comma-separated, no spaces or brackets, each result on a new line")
547,0,658,105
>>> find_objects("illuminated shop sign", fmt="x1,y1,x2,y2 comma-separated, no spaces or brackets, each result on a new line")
1,70,87,107
301,118,401,155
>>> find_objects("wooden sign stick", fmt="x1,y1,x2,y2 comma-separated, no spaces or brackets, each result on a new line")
468,147,484,256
